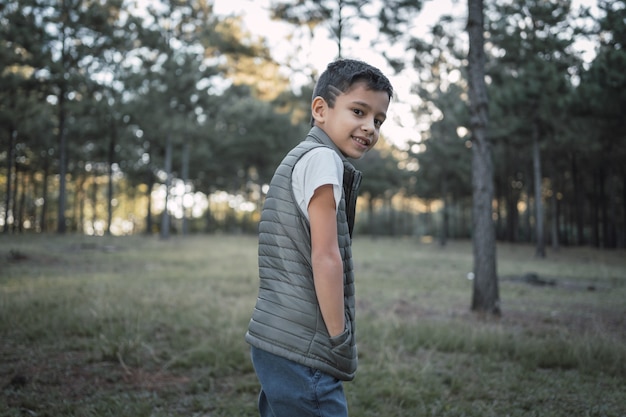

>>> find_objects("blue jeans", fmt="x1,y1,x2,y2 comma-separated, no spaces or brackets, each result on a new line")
250,346,348,417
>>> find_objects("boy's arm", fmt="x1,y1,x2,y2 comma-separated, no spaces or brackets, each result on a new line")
308,184,345,337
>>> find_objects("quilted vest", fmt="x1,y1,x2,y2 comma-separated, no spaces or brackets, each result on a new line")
245,126,362,381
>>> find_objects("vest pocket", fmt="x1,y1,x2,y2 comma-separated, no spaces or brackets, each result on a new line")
328,325,356,373
329,327,350,348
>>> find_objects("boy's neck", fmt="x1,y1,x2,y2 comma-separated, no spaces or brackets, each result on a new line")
307,126,348,161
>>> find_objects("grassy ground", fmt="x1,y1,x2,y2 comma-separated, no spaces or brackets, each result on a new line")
1,234,625,417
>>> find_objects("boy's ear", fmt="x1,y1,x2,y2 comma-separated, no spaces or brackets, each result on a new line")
311,96,327,124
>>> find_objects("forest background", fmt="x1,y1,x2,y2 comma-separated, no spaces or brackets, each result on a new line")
2,1,626,415
1,0,625,251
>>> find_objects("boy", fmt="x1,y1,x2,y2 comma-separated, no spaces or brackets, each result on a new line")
245,58,393,417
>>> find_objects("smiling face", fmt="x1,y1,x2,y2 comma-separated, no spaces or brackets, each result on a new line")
311,81,390,159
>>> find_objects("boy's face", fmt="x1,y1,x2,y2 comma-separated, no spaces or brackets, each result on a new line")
312,81,390,159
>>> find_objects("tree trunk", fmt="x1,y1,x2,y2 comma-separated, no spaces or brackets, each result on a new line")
532,129,545,257
424,202,432,237
572,155,585,245
599,167,608,248
181,139,190,236
467,0,500,315
77,174,86,234
11,158,19,233
460,201,470,239
523,188,532,242
439,175,448,247
550,175,560,251
605,166,617,248
91,173,98,233
204,202,213,233
565,198,572,246
160,135,172,239
591,172,600,247
493,180,502,240
145,174,154,235
106,117,116,235
3,129,16,234
622,169,626,248
505,184,519,242
367,195,375,235
386,196,395,236
40,155,50,232
17,165,25,233
57,89,68,234
336,0,344,59
403,197,413,237
27,170,37,232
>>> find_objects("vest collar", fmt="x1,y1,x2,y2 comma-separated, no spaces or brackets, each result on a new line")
306,126,350,163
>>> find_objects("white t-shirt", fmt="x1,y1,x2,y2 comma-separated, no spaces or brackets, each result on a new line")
292,147,344,220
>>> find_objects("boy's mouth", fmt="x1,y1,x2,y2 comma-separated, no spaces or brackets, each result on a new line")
353,136,371,147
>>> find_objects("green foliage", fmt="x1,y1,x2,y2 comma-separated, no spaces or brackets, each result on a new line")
271,0,374,57
575,1,626,139
410,83,472,202
479,0,626,248
0,0,304,235
1,0,626,250
355,143,405,200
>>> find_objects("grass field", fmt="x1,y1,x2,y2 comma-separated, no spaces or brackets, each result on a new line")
1,234,625,417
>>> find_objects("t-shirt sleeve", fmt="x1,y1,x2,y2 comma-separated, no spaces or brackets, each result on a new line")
292,147,344,220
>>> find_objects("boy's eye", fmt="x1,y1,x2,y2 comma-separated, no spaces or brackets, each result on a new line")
352,107,384,128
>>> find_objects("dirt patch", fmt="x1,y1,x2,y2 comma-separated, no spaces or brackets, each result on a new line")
1,345,191,411
378,296,626,340
501,272,616,291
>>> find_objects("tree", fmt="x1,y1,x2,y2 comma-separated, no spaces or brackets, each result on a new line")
0,1,52,233
467,0,500,315
0,0,151,234
49,0,127,233
486,0,581,256
354,141,406,235
270,0,425,91
416,121,471,244
4,0,132,233
573,0,626,248
271,0,369,59
408,16,472,243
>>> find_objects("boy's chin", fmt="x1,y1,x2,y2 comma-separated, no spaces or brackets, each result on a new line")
347,149,369,160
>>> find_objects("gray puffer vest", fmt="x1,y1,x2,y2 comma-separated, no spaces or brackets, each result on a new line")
245,126,362,381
